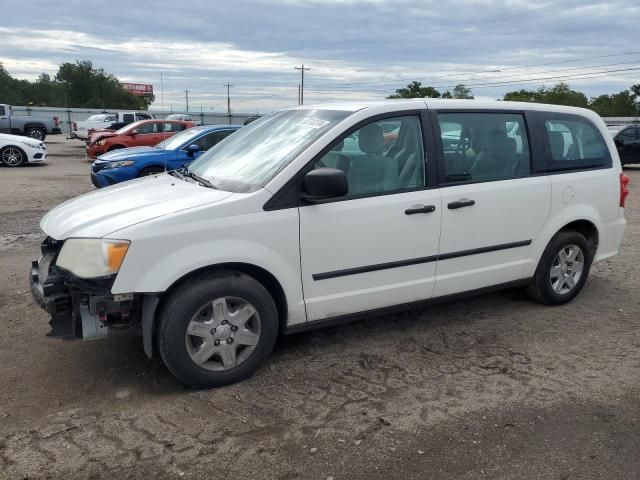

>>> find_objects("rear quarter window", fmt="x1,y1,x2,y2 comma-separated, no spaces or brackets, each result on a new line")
541,114,611,172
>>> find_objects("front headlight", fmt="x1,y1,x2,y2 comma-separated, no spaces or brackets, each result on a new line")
103,160,135,169
56,239,130,278
21,140,40,149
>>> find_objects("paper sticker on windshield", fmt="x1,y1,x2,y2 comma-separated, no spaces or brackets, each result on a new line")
300,118,329,129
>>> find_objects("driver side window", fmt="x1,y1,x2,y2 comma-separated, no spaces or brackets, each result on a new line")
312,115,425,198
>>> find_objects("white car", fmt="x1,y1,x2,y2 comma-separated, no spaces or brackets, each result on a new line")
31,100,627,388
0,133,47,167
72,114,116,140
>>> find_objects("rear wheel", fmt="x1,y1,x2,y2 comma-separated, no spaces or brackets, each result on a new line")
157,270,279,388
1,146,27,167
138,166,164,177
527,230,593,305
26,127,46,141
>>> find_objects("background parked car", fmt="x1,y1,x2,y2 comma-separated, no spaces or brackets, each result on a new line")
166,113,194,122
609,124,640,165
0,104,61,141
0,133,47,167
73,111,153,140
90,124,240,187
86,119,195,158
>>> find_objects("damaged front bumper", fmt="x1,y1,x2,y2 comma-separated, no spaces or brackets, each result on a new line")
30,237,139,340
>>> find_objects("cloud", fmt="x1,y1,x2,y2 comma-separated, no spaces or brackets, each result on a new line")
0,0,639,112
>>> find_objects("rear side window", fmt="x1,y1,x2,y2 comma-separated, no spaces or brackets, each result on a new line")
0,106,5,116
541,115,611,171
437,112,531,183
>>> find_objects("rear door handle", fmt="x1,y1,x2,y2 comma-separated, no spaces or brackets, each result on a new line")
447,198,475,209
405,205,436,215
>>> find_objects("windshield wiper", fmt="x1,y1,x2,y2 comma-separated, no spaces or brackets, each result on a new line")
180,167,216,189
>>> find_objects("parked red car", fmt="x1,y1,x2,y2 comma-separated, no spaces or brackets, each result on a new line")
86,119,195,158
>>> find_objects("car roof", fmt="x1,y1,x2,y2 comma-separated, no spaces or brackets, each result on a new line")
292,99,599,117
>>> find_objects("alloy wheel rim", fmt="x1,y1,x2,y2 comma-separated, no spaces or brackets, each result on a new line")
29,130,44,140
185,296,261,371
549,244,584,295
2,148,23,166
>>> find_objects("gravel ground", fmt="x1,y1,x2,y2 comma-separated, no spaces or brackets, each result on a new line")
0,137,639,479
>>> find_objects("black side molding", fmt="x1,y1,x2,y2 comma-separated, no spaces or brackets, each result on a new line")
285,278,532,335
313,240,532,281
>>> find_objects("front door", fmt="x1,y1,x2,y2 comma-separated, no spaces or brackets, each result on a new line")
0,105,10,133
299,113,442,321
433,110,551,297
618,127,640,163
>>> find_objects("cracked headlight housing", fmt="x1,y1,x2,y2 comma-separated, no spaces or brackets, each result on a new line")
56,239,130,278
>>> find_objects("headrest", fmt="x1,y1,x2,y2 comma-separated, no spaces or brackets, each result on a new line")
485,130,515,159
358,124,384,155
548,131,565,160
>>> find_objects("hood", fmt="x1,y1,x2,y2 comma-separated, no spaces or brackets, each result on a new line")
0,133,39,143
90,131,117,143
41,173,233,239
97,146,159,161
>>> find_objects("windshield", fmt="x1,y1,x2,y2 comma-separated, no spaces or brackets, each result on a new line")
187,109,350,192
156,127,207,150
87,114,105,122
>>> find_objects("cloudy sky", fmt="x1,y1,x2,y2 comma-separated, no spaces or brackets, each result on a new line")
2,0,639,113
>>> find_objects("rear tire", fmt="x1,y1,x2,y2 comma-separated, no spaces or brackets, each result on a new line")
26,127,46,141
157,270,279,388
1,146,27,167
527,230,593,305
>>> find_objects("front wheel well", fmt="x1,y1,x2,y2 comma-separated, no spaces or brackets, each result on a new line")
158,263,288,334
559,220,599,253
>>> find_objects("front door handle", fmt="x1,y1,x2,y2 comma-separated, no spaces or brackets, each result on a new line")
448,198,475,209
405,205,436,215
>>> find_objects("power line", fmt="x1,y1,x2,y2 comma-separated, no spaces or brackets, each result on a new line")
306,52,640,91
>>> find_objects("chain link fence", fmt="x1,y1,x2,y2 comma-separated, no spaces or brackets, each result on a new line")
10,105,257,136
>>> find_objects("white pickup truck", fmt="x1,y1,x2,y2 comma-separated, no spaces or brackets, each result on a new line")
72,112,153,140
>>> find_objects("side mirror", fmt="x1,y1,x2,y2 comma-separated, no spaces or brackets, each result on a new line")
300,168,348,203
187,144,201,156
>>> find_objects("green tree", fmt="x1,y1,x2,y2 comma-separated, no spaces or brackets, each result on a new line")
452,84,474,99
0,60,153,109
388,81,441,99
589,90,638,116
504,82,588,107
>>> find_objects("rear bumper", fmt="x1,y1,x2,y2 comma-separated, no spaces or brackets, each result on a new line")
594,215,627,263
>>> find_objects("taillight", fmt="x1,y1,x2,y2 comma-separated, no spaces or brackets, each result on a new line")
73,122,77,131
620,173,630,208
53,116,59,127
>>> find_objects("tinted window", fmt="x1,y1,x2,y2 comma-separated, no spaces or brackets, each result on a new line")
619,128,637,142
191,130,235,151
163,122,184,132
136,122,157,134
437,112,530,183
0,106,5,116
122,113,135,123
312,115,425,197
542,115,611,171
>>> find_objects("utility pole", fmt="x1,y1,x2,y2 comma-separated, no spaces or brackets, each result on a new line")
295,65,310,105
297,84,301,106
184,89,190,113
223,83,233,115
160,72,164,111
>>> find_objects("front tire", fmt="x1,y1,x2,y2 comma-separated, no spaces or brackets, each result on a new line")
157,270,279,388
527,230,593,305
1,146,27,167
26,128,46,141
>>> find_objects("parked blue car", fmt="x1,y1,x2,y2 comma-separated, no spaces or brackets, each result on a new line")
90,125,240,188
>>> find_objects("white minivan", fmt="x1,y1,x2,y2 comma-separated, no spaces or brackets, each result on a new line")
31,100,629,388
